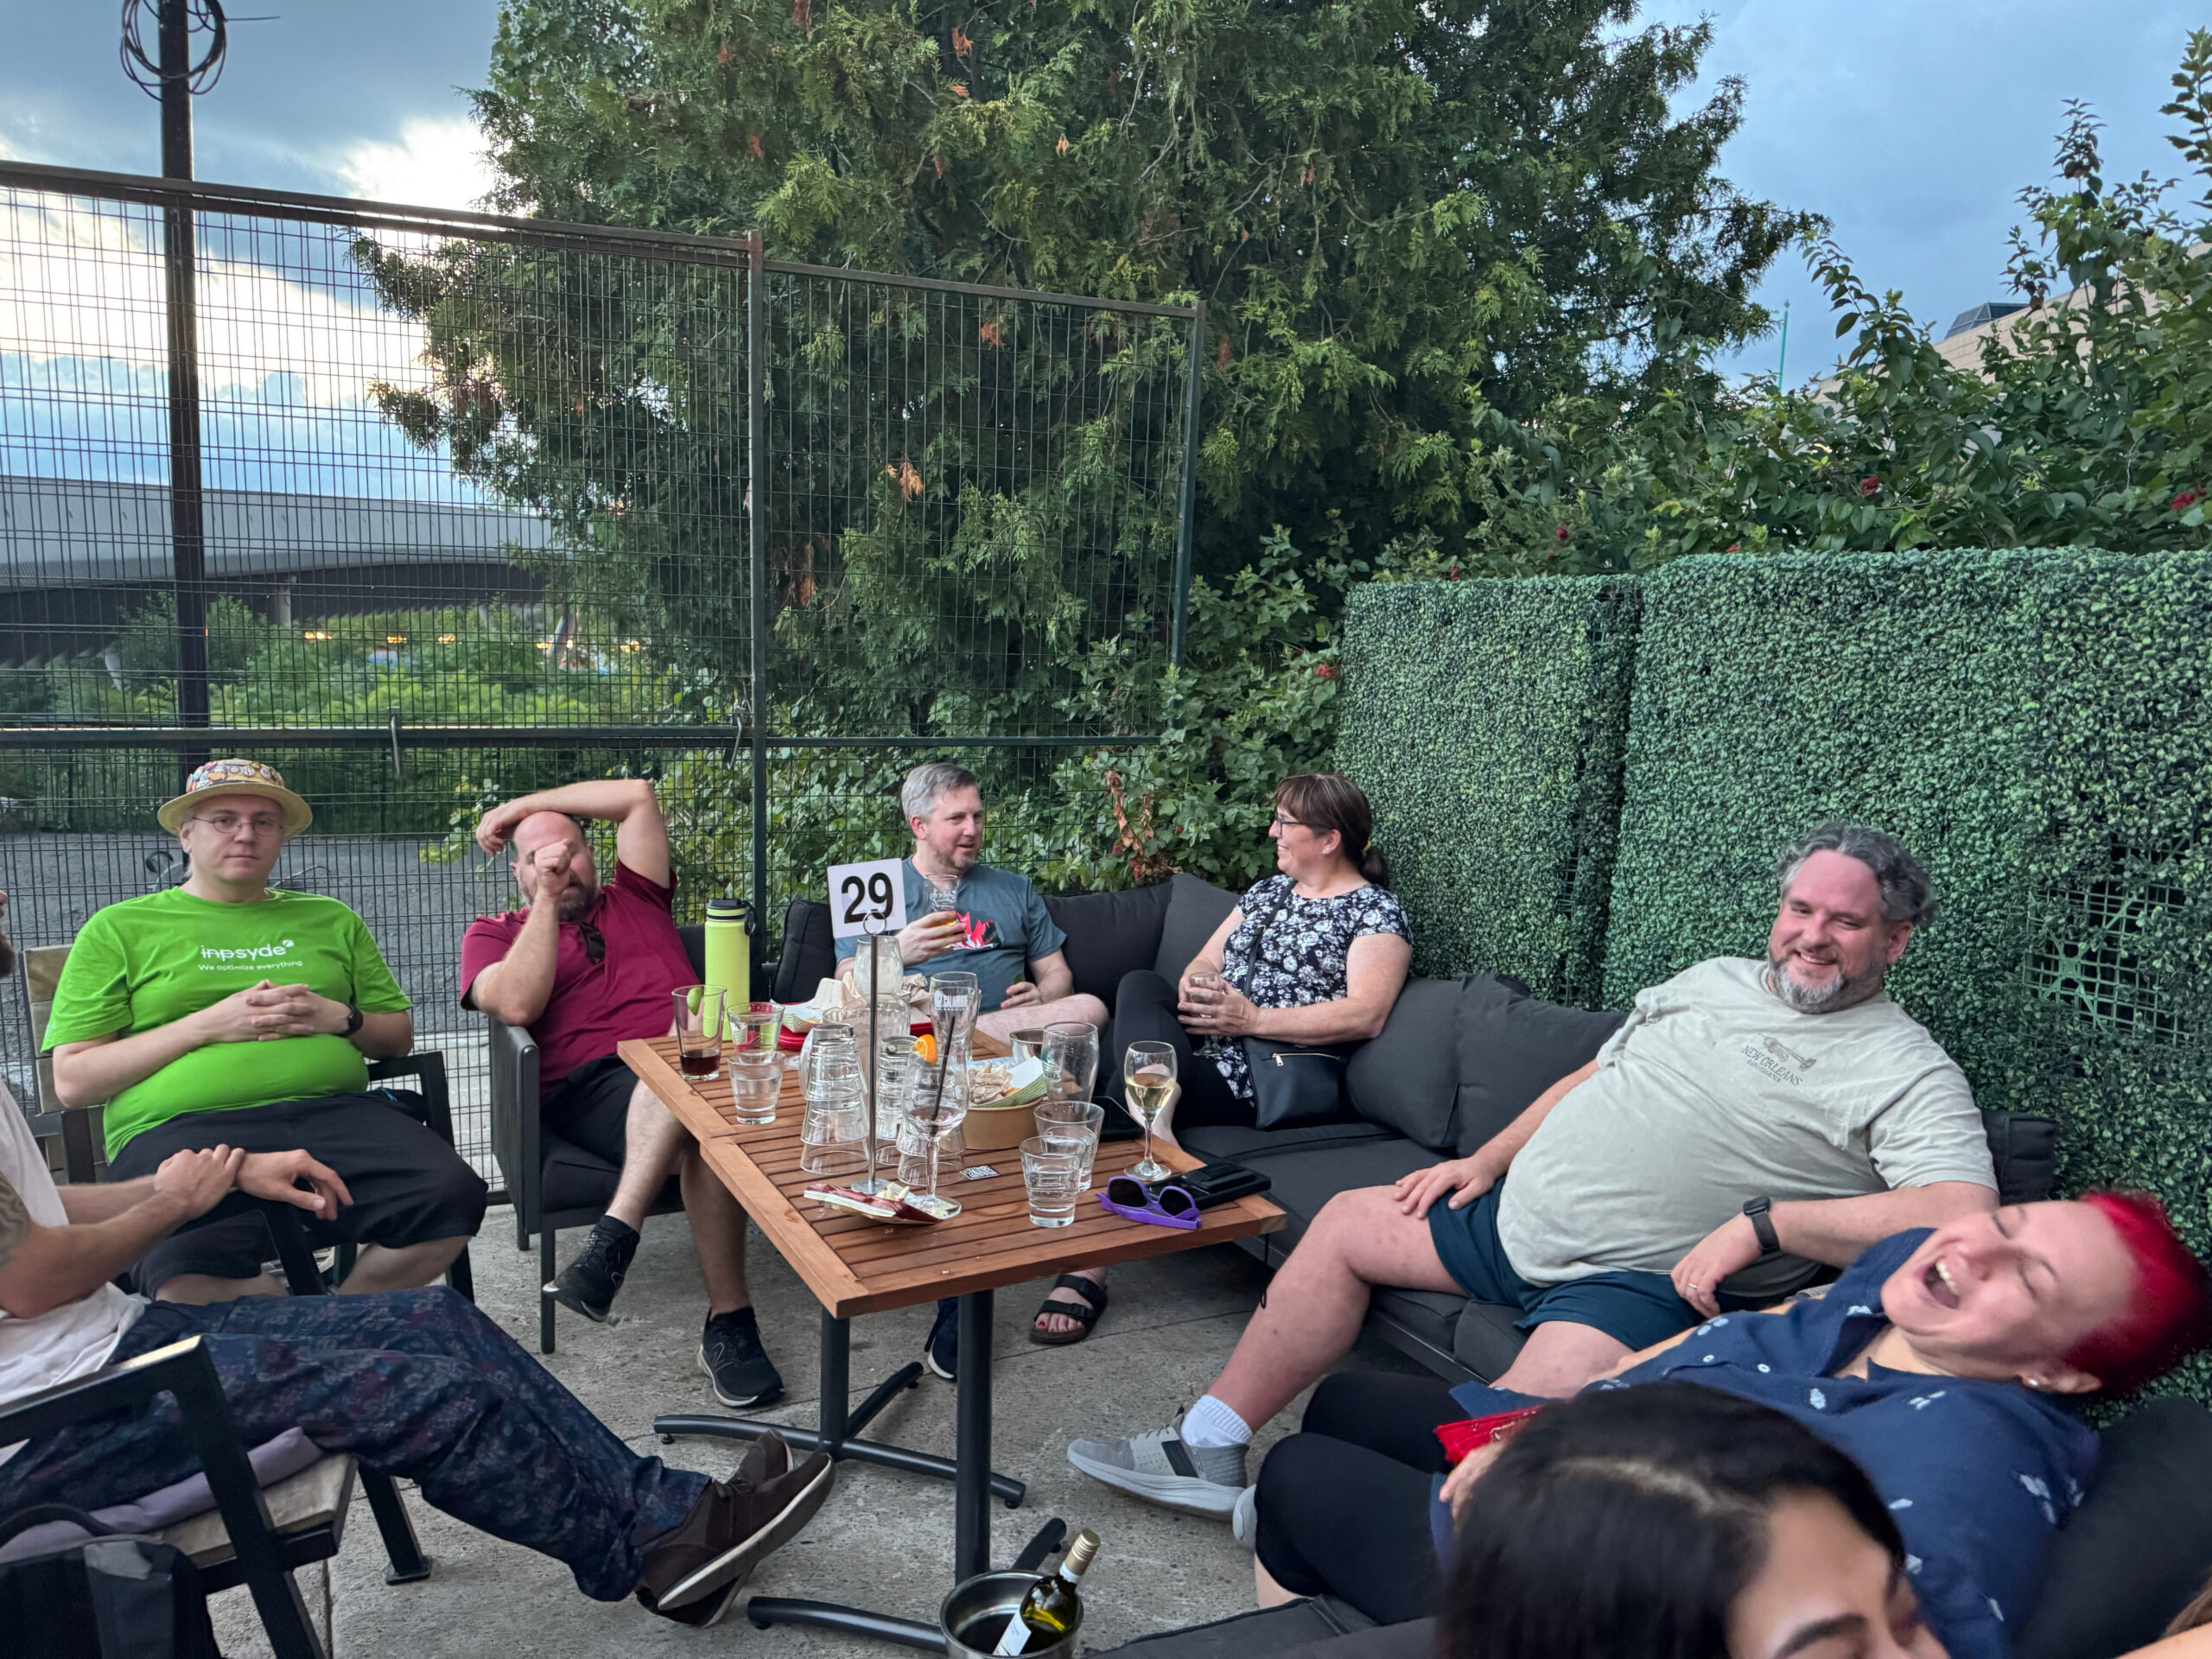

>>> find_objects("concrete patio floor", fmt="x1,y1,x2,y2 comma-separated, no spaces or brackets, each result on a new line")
212,1200,1421,1656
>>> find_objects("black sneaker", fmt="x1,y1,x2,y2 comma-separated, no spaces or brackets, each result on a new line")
700,1312,784,1408
924,1297,957,1382
547,1215,640,1323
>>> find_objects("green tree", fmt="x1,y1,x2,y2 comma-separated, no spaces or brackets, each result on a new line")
1471,29,2212,569
474,0,1810,578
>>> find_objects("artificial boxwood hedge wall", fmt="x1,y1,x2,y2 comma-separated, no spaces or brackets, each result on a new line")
1344,546,2212,1397
1601,545,2212,1397
1338,575,1640,1005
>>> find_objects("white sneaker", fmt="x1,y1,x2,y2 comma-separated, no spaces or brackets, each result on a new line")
1066,1420,1247,1519
1231,1484,1258,1551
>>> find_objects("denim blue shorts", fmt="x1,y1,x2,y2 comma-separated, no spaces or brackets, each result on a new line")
1425,1182,1743,1353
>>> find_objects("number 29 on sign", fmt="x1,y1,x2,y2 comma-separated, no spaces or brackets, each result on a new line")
827,858,909,940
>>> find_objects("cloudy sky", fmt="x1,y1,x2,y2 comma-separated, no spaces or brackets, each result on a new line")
0,1,2202,380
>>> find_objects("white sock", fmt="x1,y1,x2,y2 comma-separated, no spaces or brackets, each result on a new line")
1179,1393,1254,1448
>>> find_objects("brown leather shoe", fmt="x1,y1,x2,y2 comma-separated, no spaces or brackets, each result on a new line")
635,1433,835,1626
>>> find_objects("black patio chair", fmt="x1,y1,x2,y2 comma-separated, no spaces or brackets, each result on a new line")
0,1336,347,1659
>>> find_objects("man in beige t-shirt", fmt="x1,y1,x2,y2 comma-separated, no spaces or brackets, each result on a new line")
1068,825,2003,1522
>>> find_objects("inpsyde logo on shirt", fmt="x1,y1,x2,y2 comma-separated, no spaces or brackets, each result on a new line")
199,939,299,971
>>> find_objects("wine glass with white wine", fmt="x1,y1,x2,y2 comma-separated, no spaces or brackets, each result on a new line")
1123,1040,1178,1184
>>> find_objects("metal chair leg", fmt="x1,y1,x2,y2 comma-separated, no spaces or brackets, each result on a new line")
359,1466,432,1585
540,1224,558,1355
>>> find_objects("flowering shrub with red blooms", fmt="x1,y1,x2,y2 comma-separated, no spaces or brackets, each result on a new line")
1314,663,1336,678
1859,476,1881,497
2174,491,2202,512
1554,524,1571,543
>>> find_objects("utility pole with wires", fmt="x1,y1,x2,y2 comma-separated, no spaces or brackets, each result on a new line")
121,0,228,780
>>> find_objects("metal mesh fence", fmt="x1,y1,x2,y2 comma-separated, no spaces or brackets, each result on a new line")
0,162,1193,1179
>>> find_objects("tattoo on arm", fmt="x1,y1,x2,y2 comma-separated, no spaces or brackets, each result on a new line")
0,1171,29,1271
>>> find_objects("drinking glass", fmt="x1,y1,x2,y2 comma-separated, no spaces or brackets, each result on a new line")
1124,1039,1179,1184
872,1034,917,1166
1020,1136,1083,1228
728,1006,781,1124
931,972,981,1069
1041,1021,1100,1105
1033,1098,1105,1189
1007,1027,1050,1064
922,875,963,918
904,1058,970,1218
799,1046,868,1178
672,986,726,1081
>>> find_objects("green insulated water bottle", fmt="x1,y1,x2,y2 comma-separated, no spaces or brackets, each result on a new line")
704,896,752,1013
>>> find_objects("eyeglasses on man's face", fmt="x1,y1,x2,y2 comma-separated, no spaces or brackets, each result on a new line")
188,811,286,839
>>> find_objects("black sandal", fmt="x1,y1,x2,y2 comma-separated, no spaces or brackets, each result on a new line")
1029,1274,1109,1346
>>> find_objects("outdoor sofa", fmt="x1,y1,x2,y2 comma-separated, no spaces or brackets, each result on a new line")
771,874,2212,1657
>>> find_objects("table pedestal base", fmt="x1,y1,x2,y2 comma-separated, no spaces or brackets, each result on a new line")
656,1293,1051,1650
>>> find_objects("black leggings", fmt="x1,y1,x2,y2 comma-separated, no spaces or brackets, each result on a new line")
1112,969,1253,1129
1255,1371,1461,1625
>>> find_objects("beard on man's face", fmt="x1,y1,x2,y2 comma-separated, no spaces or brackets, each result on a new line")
1767,947,1885,1014
554,881,598,921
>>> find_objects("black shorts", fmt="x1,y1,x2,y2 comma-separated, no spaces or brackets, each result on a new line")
541,1054,645,1166
108,1093,490,1294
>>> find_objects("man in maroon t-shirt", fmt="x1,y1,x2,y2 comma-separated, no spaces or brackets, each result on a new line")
461,779,781,1408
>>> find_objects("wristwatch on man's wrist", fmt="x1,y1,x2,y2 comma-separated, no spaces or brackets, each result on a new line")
1743,1195,1780,1255
342,1002,365,1038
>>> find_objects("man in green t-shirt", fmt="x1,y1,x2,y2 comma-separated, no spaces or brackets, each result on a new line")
43,759,486,1303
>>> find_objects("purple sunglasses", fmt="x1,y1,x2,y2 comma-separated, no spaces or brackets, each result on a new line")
1100,1173,1199,1230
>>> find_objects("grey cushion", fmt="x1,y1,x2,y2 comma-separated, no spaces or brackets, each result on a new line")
1454,974,1624,1156
772,899,837,1003
2018,1398,2212,1659
1346,978,1462,1153
1046,883,1173,1003
1217,1136,1437,1258
1450,1300,1529,1383
1086,1597,1376,1656
1370,1286,1468,1363
1274,1620,1436,1659
1179,1122,1397,1164
1985,1110,2059,1205
1154,873,1239,979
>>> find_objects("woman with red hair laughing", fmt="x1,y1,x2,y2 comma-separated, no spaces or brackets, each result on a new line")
1248,1193,2212,1659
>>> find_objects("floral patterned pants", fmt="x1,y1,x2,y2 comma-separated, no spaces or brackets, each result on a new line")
0,1287,708,1601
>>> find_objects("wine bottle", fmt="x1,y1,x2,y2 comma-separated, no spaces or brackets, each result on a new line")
990,1529,1100,1654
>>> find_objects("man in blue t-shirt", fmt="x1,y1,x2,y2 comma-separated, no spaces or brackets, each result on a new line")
835,763,1106,1041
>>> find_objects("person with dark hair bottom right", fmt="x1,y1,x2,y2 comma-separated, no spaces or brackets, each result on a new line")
1031,773,1413,1344
1438,1383,1947,1659
1254,1192,2212,1659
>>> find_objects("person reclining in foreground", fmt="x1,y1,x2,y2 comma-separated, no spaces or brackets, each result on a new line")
1254,1193,2212,1659
1433,1382,1951,1659
462,779,782,1408
1070,823,1999,1515
44,760,486,1301
0,910,834,1628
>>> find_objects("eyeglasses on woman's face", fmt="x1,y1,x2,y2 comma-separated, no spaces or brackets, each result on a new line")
1270,812,1306,832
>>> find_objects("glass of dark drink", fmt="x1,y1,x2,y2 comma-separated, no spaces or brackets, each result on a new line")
673,985,727,1080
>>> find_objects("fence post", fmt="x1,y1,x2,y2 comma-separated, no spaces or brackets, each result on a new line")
747,232,770,978
158,0,212,781
1170,300,1204,671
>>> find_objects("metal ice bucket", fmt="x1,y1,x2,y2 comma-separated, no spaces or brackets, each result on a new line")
939,1569,1083,1659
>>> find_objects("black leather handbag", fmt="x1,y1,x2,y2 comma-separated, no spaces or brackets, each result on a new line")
1243,1038,1353,1128
1234,881,1355,1129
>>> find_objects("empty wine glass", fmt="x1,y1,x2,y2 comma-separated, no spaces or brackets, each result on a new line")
905,1057,970,1218
1124,1040,1179,1183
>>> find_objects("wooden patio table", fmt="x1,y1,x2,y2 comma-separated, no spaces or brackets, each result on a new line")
620,1030,1284,1648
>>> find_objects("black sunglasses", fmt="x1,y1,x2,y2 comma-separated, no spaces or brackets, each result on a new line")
577,920,605,965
